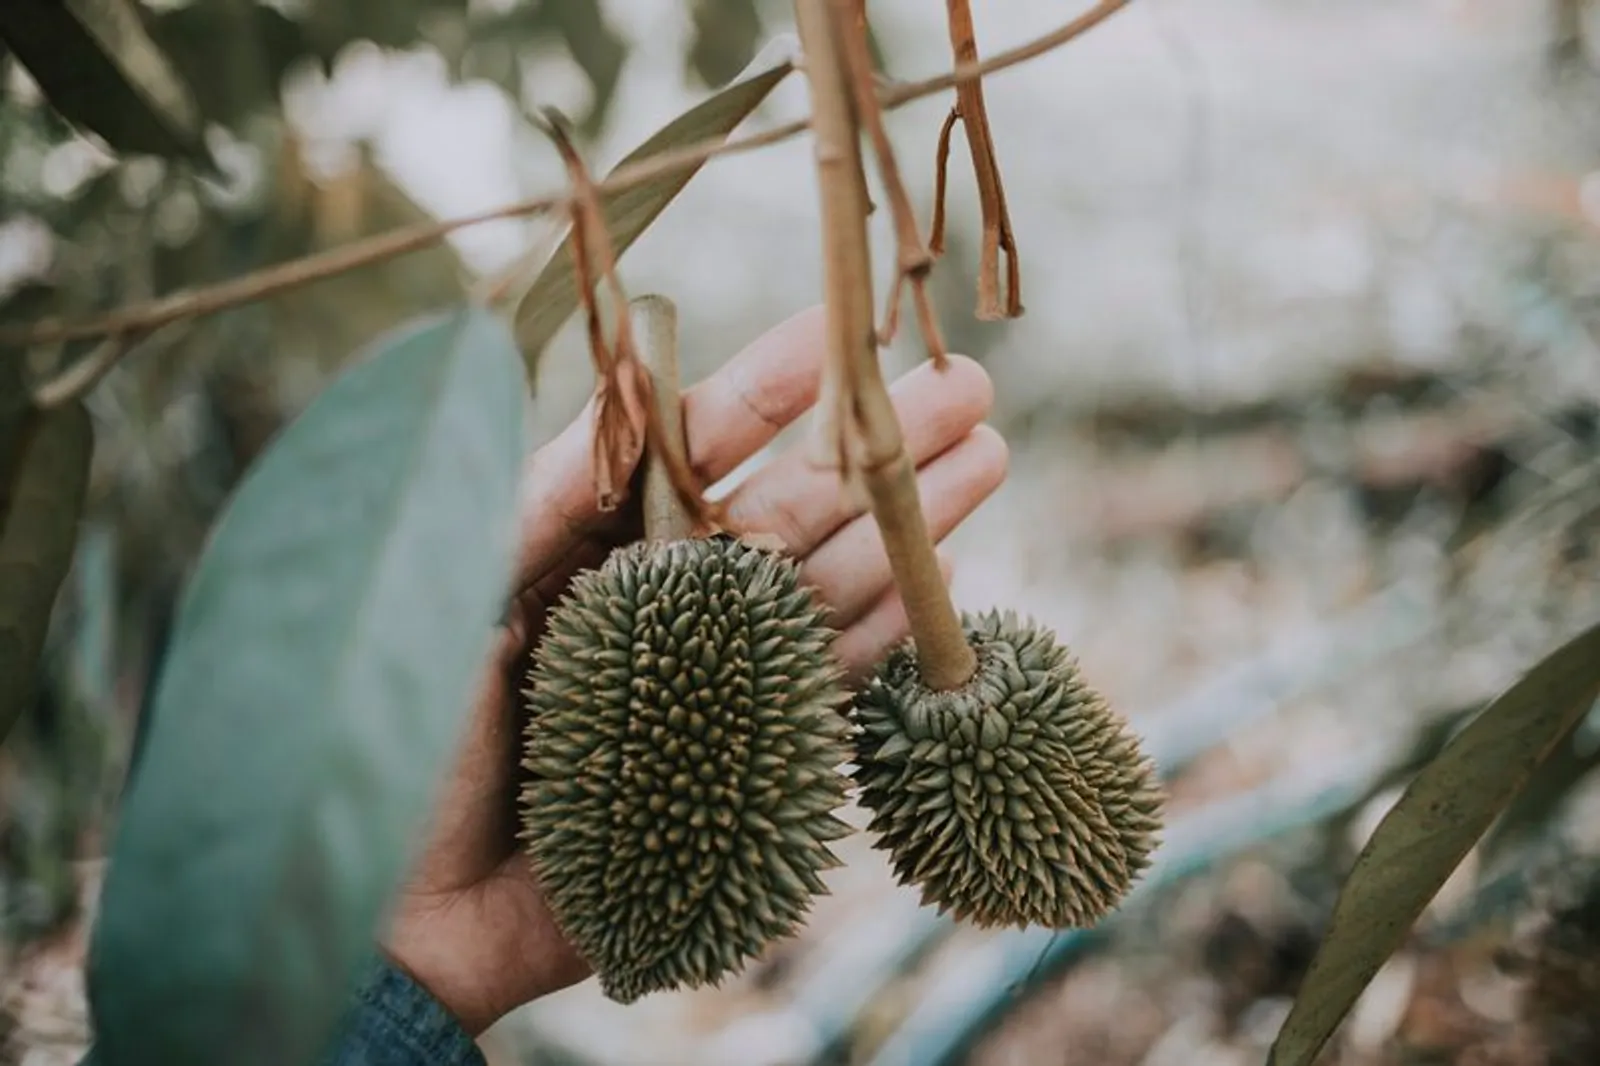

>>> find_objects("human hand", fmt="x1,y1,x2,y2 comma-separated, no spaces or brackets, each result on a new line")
380,305,1007,1034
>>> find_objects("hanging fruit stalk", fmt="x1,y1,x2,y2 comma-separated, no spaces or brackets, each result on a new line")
518,295,856,1003
794,0,1162,929
795,0,974,689
635,295,696,544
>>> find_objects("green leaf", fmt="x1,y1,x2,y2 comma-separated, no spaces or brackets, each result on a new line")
1267,619,1600,1066
457,2,628,136
0,0,213,167
145,0,310,129
1478,708,1600,864
511,36,796,368
0,403,93,745
87,307,528,1066
686,0,765,89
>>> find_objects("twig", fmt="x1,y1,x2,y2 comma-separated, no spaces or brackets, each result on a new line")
943,0,1022,320
30,319,196,409
794,0,977,691
927,107,960,255
30,335,133,409
0,0,1130,352
834,0,946,365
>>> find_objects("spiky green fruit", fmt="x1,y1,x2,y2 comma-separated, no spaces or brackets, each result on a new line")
851,609,1163,929
518,535,854,1003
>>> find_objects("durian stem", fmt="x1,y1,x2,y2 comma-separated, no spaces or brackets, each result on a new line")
631,295,694,544
794,0,978,692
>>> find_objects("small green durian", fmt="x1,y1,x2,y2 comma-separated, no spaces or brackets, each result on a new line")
518,534,854,1003
851,608,1163,929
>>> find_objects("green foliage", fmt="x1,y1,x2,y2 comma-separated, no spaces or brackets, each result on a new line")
86,308,528,1066
0,404,94,745
512,39,797,362
686,0,765,88
1267,619,1600,1066
0,0,213,167
142,0,315,130
458,1,629,138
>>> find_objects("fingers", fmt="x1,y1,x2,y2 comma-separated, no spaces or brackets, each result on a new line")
511,305,828,585
800,424,1008,627
832,551,956,685
681,304,829,483
724,354,995,556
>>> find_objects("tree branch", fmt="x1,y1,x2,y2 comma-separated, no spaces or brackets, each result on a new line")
0,0,1131,351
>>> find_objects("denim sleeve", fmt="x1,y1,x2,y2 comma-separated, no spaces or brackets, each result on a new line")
319,956,487,1066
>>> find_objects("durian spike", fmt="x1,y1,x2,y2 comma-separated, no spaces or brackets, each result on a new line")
630,295,694,544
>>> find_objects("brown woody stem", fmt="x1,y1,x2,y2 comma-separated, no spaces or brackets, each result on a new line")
945,0,1023,320
794,0,977,691
631,295,695,544
833,0,947,366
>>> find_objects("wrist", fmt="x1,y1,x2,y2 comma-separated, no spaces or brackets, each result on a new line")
380,936,514,1037
381,886,592,1036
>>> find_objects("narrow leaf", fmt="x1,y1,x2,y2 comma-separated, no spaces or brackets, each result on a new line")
0,403,93,744
0,0,213,166
1267,620,1600,1066
87,307,528,1066
511,35,797,366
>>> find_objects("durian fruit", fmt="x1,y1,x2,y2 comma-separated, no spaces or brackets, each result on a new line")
786,0,1165,934
517,296,855,1003
851,609,1164,929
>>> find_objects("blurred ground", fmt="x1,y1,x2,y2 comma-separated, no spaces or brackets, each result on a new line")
5,0,1600,1063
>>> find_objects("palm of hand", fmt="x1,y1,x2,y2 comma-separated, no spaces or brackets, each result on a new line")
382,307,1005,1034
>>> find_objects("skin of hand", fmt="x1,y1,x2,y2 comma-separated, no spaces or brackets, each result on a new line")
380,305,1008,1035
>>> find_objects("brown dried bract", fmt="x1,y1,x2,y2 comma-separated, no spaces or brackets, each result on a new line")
541,114,720,529
933,0,1023,321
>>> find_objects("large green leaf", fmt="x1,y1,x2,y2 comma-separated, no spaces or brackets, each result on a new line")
0,0,212,167
86,307,528,1066
0,403,93,745
1267,619,1600,1066
511,36,796,366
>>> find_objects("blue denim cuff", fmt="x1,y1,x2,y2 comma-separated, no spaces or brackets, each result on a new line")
320,955,487,1066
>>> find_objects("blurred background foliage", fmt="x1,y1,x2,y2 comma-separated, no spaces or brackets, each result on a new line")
0,0,791,952
1,1,1600,1065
